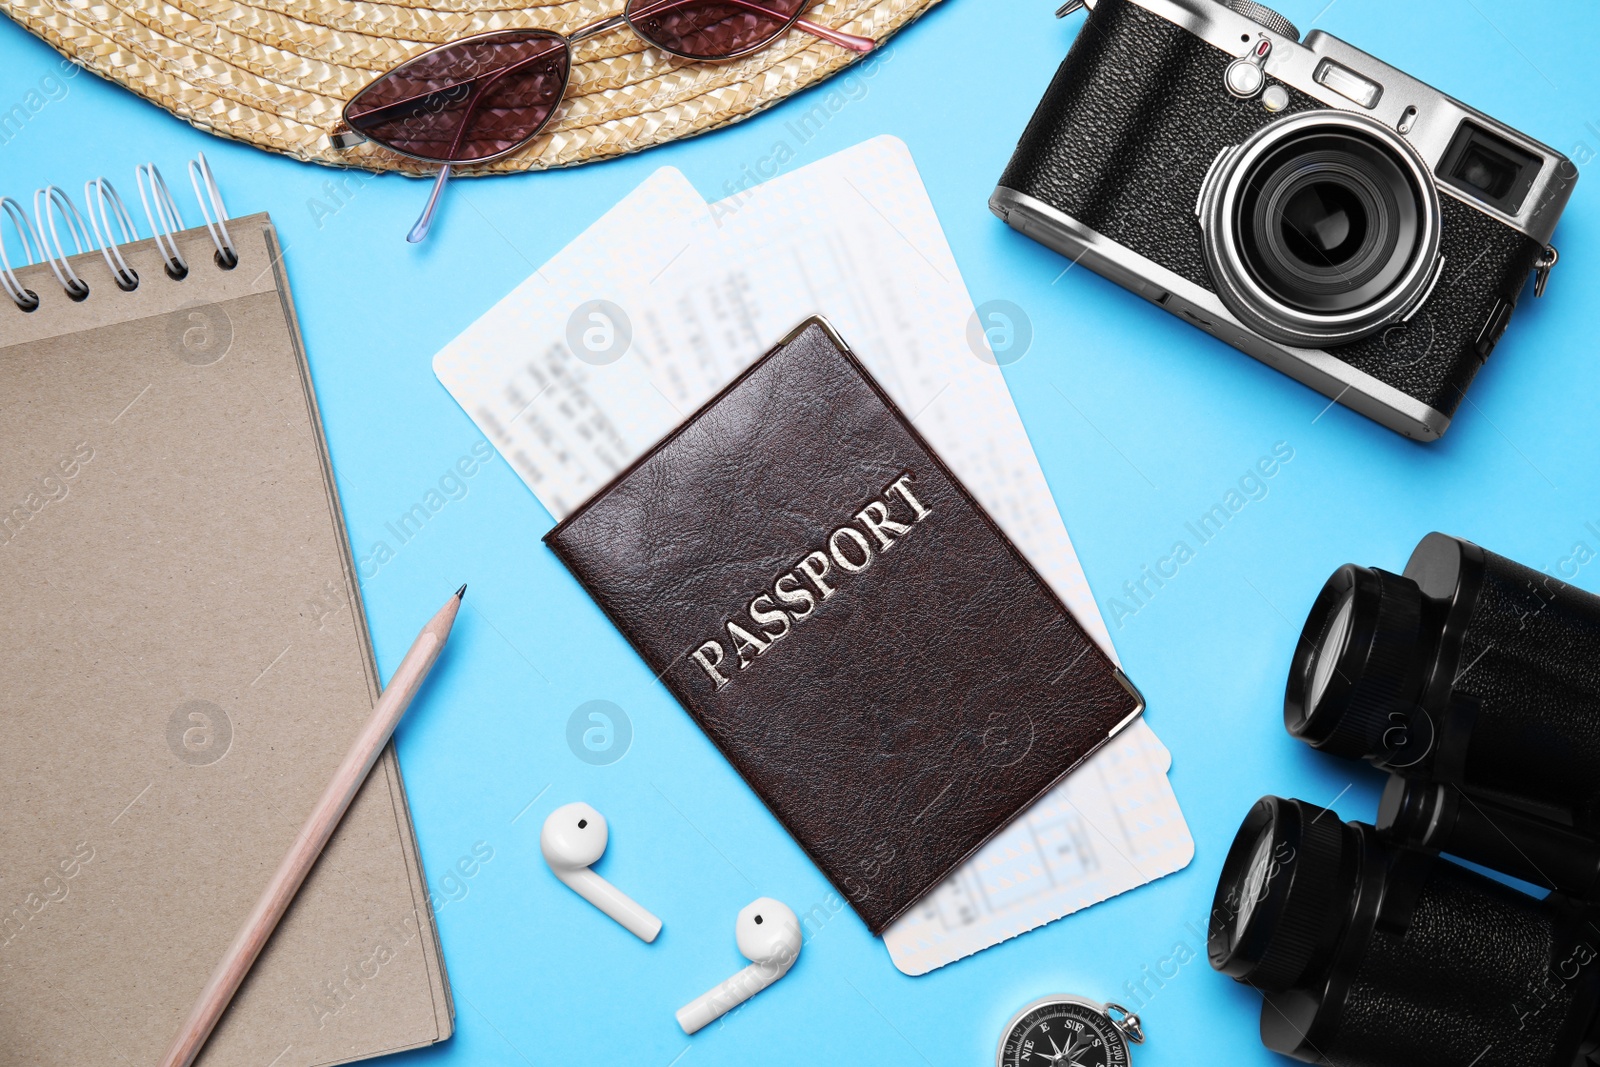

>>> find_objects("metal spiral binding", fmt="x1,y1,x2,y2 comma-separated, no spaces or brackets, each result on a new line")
85,178,141,292
188,153,237,269
137,162,189,279
0,197,43,311
33,186,96,301
4,156,233,311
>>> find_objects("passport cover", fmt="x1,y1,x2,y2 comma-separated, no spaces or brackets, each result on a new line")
544,318,1144,934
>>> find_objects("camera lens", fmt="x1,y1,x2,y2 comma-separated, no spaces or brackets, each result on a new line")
1280,179,1367,266
1198,111,1441,348
1208,796,1351,990
1285,564,1427,761
1240,131,1418,314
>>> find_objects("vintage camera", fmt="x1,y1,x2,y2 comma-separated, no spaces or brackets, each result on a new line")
1210,796,1600,1067
992,0,1577,440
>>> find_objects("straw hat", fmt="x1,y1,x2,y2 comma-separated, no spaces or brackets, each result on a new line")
2,0,937,176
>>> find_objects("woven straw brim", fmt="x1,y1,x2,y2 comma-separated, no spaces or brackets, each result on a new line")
1,0,938,176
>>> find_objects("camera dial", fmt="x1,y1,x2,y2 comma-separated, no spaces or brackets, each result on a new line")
1221,0,1299,42
1197,111,1442,348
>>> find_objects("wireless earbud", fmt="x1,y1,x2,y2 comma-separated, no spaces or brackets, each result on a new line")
540,801,662,942
676,897,801,1034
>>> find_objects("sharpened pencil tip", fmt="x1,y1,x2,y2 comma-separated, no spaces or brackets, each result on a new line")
456,584,467,600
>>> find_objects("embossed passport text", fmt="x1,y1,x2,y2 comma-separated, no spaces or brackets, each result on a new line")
544,319,1144,934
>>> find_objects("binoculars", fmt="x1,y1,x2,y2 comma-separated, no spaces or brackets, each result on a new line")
1210,533,1600,1067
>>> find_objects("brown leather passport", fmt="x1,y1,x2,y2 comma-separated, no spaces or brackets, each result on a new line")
544,318,1144,934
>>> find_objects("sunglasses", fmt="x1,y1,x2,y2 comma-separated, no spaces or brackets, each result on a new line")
331,2,874,242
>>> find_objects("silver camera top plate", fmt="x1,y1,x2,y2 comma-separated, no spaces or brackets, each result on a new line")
1117,0,1575,245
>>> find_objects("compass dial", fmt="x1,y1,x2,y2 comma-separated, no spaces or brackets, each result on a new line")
998,998,1130,1067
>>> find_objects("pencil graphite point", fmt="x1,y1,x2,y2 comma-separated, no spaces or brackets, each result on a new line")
456,584,467,600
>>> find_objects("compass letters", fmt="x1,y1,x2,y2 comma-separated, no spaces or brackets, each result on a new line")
998,997,1136,1067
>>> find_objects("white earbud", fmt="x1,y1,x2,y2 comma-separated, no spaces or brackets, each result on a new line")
540,801,662,942
676,897,801,1034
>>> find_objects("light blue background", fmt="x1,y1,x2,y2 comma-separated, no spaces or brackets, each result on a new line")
4,1,1598,1063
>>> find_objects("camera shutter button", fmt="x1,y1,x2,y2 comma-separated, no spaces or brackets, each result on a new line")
1226,61,1265,97
1225,37,1272,98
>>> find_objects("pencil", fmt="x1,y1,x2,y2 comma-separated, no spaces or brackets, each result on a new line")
159,585,467,1067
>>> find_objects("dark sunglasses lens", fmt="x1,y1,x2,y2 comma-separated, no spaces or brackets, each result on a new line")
345,31,569,164
626,0,807,60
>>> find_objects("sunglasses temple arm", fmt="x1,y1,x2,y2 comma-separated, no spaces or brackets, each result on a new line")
570,14,627,42
793,16,873,52
407,164,453,243
384,5,866,243
627,0,873,52
408,69,506,244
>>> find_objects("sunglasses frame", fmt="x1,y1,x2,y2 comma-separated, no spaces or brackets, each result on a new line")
336,1,843,167
331,2,871,241
622,0,812,64
339,28,576,168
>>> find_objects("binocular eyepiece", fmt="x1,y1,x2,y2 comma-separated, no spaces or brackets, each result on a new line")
1212,533,1600,1067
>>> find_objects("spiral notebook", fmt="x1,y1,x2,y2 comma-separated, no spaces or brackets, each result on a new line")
0,164,452,1066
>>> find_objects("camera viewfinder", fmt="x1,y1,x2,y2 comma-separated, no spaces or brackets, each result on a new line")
1438,121,1541,214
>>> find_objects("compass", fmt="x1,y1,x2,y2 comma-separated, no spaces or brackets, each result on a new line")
996,995,1145,1067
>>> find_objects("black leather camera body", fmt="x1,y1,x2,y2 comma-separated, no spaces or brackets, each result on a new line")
992,0,1577,440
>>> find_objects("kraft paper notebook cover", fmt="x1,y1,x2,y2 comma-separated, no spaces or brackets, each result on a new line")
0,207,451,1065
545,318,1145,934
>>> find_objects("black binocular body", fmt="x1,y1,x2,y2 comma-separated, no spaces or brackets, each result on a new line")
1212,533,1600,1067
1286,531,1600,832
